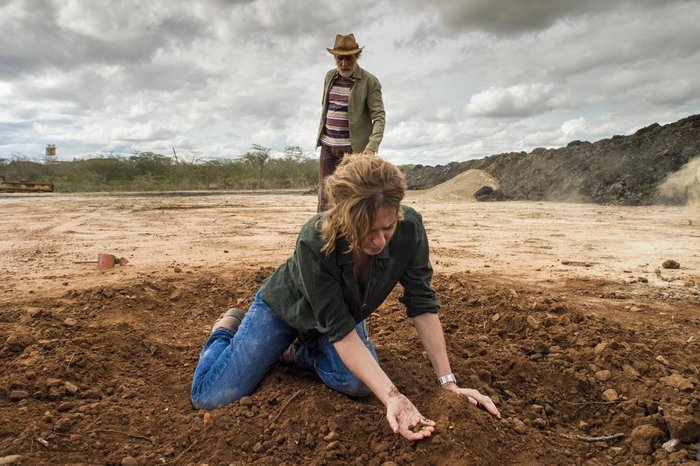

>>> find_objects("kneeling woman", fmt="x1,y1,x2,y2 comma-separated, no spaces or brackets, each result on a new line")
190,154,500,440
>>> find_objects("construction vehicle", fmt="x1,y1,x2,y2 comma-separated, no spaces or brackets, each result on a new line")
0,176,54,193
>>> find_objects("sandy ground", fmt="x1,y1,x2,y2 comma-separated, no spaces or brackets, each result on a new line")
2,192,698,300
1,192,699,465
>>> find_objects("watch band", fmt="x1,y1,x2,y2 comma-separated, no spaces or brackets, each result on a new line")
437,373,456,386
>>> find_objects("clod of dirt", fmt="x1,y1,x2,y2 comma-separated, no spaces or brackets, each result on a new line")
526,315,540,329
0,455,22,465
325,440,340,450
4,332,35,354
530,404,545,415
46,378,61,388
370,440,390,454
594,341,608,354
120,456,138,466
57,402,74,412
532,418,548,430
662,259,681,269
63,317,78,327
623,365,641,377
9,390,29,402
629,424,666,454
511,418,527,434
64,381,79,394
659,373,695,391
664,409,700,443
408,423,422,433
54,416,74,433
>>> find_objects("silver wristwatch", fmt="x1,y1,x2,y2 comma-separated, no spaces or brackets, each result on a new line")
437,373,456,386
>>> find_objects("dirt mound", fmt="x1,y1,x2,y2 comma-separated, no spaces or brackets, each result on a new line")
405,113,700,205
2,267,699,465
410,169,499,202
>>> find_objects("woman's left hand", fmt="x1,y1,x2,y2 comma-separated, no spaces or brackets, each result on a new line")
442,383,501,419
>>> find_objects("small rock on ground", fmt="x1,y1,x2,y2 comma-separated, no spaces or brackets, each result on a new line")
662,259,680,269
602,388,619,402
629,424,665,455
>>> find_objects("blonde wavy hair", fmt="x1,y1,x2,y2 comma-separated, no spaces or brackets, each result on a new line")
318,154,406,255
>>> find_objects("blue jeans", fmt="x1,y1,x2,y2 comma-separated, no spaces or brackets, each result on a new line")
190,291,378,410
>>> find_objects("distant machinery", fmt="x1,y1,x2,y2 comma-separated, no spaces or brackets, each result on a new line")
0,144,57,192
0,176,54,192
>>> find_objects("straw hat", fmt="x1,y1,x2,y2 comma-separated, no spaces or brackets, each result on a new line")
327,33,364,55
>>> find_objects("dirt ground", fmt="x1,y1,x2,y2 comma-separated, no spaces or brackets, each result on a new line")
1,191,699,465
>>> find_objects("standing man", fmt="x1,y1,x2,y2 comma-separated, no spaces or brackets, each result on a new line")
316,33,385,211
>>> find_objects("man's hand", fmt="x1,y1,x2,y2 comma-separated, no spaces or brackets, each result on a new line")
362,148,375,156
386,388,436,441
442,383,501,419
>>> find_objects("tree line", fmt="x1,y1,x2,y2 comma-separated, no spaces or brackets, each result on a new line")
0,146,319,192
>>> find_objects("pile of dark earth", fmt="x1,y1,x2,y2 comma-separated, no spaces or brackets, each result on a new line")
405,114,700,206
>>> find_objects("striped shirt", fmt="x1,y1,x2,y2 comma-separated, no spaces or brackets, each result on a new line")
320,75,354,148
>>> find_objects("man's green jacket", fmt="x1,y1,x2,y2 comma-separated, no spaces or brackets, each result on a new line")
316,65,386,154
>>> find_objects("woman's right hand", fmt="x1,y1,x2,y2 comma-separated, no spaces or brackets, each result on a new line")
386,389,435,441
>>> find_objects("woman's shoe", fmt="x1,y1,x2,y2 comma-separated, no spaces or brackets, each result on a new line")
211,308,245,332
280,339,301,364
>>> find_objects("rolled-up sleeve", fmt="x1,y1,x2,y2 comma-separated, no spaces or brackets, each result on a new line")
398,213,440,317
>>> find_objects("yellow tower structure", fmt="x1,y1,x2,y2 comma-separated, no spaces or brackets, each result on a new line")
45,144,57,163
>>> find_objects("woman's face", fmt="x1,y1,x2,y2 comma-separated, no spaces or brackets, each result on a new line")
358,206,397,256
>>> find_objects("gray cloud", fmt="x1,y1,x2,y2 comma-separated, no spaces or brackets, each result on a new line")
0,0,209,78
464,83,569,118
1,0,699,164
402,0,699,36
434,0,596,34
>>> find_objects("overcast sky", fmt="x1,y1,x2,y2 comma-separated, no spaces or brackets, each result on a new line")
1,0,699,166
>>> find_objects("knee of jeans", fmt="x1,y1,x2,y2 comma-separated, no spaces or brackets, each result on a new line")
335,378,372,398
191,386,245,410
190,393,218,411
